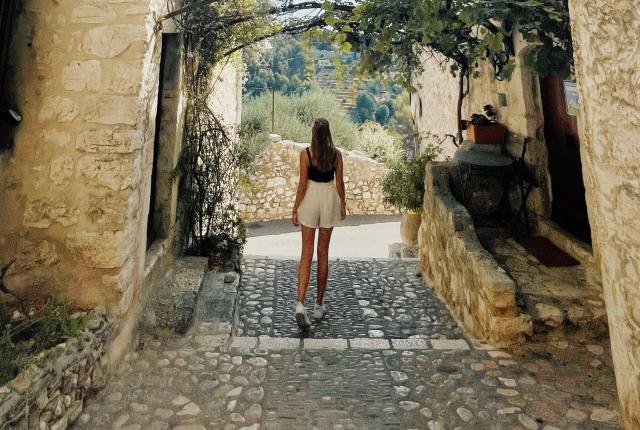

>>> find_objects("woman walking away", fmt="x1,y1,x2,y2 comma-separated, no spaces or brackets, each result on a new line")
291,118,347,329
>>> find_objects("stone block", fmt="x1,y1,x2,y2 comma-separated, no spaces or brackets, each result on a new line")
303,338,348,350
62,60,101,91
76,129,144,153
534,303,563,328
102,259,134,293
349,338,390,349
229,337,257,349
83,25,145,58
15,239,59,270
66,231,131,268
50,157,75,184
71,5,116,24
258,337,300,350
42,130,71,147
77,155,139,191
24,199,79,228
83,96,138,125
484,281,516,310
430,339,470,350
391,339,429,350
105,62,142,95
38,97,79,123
85,193,130,226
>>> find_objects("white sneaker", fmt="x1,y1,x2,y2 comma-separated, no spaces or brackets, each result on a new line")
294,301,311,329
313,302,326,319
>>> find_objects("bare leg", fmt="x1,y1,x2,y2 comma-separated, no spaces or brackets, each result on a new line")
297,225,316,303
316,227,333,305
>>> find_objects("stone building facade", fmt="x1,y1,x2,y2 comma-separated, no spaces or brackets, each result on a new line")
413,3,640,427
568,1,640,427
0,1,241,369
238,136,398,222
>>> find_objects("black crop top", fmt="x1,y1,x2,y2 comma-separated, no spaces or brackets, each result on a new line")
306,147,335,183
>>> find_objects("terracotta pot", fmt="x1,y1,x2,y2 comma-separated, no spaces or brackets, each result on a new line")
400,211,421,245
467,123,507,145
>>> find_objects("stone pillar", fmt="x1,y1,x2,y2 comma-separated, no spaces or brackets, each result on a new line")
568,1,640,427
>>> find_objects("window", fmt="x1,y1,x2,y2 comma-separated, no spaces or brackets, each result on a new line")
0,0,16,98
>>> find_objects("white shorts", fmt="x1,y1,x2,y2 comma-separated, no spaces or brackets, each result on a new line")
297,180,343,229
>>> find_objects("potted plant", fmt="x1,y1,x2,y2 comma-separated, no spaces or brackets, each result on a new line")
382,149,439,245
464,105,507,145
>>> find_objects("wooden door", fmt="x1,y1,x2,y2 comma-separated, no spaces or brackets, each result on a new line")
540,75,591,244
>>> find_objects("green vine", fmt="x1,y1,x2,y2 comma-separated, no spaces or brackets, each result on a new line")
172,0,267,257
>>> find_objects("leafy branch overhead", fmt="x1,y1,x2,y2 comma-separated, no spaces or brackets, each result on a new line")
172,0,572,143
170,0,572,83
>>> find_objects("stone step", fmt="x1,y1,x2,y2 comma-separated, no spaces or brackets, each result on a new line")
229,336,470,351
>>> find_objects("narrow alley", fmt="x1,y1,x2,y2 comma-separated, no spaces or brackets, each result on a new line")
73,257,620,430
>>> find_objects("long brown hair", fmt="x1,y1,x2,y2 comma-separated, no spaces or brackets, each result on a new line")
310,118,336,172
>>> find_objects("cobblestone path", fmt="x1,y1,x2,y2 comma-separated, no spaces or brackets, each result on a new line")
236,259,464,339
74,258,622,430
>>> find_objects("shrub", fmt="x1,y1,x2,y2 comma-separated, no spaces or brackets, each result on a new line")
375,105,390,125
355,93,376,123
381,145,442,212
357,121,403,164
0,297,85,385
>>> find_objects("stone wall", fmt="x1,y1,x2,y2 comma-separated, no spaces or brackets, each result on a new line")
0,0,170,315
0,311,111,430
238,136,398,222
568,1,640,427
0,1,240,371
418,162,532,345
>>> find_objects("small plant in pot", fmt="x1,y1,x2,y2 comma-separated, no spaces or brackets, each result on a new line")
382,146,441,245
462,105,506,145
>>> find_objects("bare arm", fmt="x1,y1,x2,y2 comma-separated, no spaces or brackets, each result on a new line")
292,149,309,225
335,150,346,218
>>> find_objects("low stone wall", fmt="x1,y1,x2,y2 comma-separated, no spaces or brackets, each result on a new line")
418,162,532,345
238,137,398,222
0,311,111,430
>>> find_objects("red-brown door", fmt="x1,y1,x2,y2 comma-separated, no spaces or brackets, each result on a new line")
540,75,592,244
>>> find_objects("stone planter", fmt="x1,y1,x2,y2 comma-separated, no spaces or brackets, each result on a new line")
0,311,111,430
400,211,421,245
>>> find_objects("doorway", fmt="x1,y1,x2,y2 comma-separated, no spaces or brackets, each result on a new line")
147,33,182,249
540,74,591,244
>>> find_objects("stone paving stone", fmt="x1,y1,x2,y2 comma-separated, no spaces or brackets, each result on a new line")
229,336,257,349
349,338,390,349
430,338,470,350
303,338,348,350
257,336,300,350
391,338,429,350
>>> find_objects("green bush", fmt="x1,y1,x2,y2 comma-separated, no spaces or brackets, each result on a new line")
355,93,376,123
357,121,403,164
382,145,442,212
375,105,390,125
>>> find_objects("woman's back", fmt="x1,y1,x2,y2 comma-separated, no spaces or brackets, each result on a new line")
306,147,335,183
